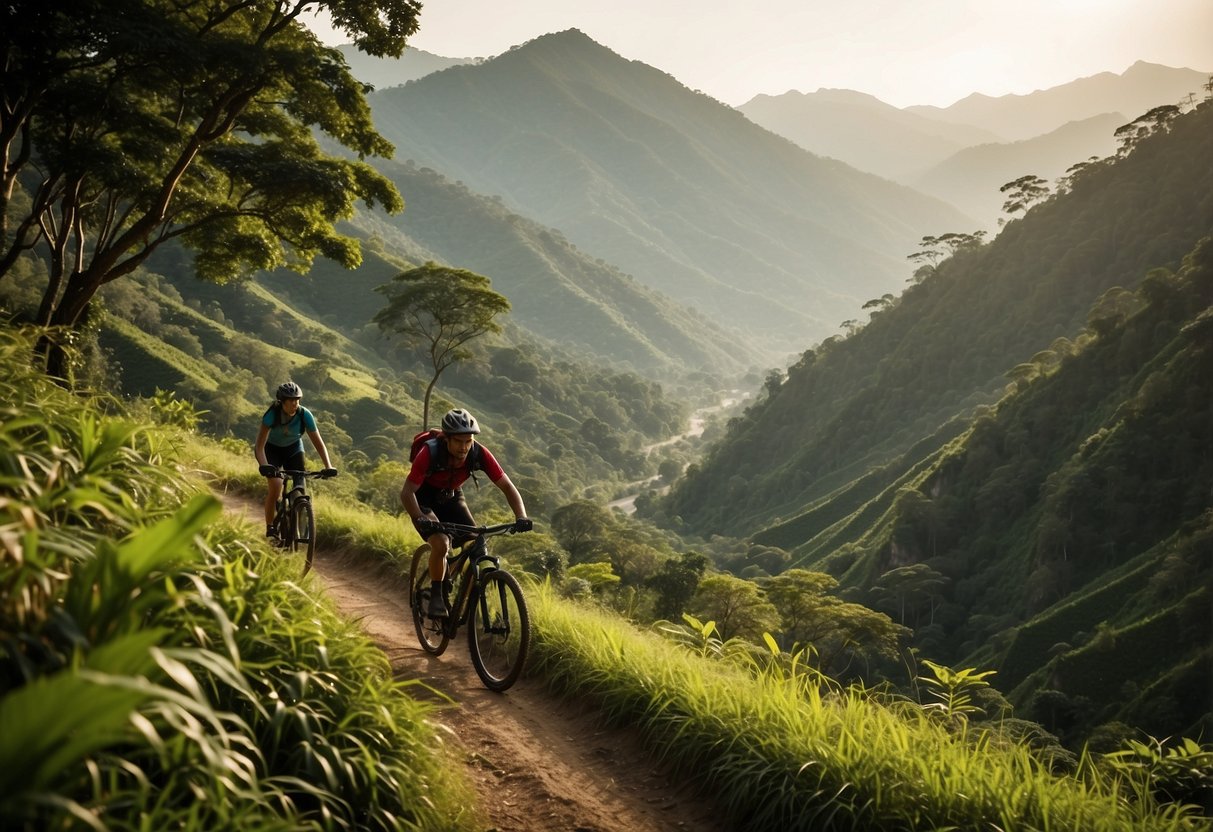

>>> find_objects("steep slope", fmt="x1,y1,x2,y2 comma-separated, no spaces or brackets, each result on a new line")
349,159,755,375
784,239,1213,743
737,88,1003,181
366,29,972,350
908,61,1210,141
912,113,1125,230
656,99,1213,538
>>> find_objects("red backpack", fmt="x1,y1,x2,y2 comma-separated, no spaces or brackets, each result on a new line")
409,429,484,478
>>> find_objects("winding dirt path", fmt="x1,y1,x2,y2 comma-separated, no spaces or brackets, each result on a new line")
222,493,729,832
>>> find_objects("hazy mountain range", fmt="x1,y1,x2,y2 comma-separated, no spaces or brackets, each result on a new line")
359,30,971,352
335,37,1209,349
739,62,1210,229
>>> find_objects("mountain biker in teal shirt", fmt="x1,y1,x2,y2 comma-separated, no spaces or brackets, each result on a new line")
254,381,337,540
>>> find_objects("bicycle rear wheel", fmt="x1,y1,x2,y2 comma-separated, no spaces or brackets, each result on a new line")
409,545,449,655
293,497,315,575
468,569,529,692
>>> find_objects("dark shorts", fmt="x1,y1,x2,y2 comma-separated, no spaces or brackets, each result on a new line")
265,445,305,487
417,485,476,543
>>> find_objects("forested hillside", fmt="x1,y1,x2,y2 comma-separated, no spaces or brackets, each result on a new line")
912,112,1124,230
651,100,1213,746
364,29,972,348
656,99,1213,537
344,158,754,374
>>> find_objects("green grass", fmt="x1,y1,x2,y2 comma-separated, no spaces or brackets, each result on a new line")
29,326,1203,830
523,591,1205,830
195,426,1208,829
0,326,477,831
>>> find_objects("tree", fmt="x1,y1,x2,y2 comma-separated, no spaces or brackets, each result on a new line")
688,574,779,642
906,231,987,282
2,0,421,379
647,551,708,620
869,563,948,628
766,569,907,677
999,175,1051,219
1114,105,1182,156
373,262,510,429
550,500,615,565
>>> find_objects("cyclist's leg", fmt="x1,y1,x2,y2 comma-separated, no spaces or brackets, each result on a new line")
420,489,474,617
282,449,305,491
263,445,292,532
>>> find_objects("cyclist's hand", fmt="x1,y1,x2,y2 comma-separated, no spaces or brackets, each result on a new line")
413,517,440,538
512,517,533,533
321,467,338,479
258,464,277,477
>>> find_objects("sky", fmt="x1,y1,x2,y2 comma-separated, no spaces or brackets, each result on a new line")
306,0,1213,108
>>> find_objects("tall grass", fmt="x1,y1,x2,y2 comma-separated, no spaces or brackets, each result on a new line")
0,327,476,831
527,587,1205,831
173,382,1209,830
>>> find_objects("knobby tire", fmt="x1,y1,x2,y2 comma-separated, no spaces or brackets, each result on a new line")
468,569,529,692
294,497,315,576
409,544,450,655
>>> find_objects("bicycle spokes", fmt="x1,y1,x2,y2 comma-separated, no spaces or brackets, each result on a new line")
468,570,529,692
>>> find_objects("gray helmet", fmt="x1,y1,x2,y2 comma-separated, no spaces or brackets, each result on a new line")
276,381,302,400
441,408,480,435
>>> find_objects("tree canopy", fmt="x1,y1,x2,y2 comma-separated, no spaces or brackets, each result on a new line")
1,0,421,377
373,262,510,429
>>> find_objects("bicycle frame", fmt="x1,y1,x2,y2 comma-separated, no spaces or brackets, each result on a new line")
268,468,326,574
409,520,532,691
436,528,506,637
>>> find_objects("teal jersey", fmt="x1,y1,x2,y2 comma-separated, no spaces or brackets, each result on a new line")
262,405,317,453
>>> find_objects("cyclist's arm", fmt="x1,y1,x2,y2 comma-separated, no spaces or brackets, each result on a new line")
493,473,528,520
306,428,333,469
254,424,271,467
400,478,435,523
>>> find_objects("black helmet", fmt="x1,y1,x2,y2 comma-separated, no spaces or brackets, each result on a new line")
276,381,302,400
441,408,480,435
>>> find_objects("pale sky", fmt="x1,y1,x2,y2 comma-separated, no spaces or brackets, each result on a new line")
307,0,1213,108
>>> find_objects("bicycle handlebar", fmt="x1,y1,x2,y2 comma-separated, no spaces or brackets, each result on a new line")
270,468,332,479
432,520,528,537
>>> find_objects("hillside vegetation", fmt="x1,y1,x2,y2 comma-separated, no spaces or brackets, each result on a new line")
366,29,972,348
658,99,1213,536
0,328,476,830
5,325,1208,829
654,101,1213,747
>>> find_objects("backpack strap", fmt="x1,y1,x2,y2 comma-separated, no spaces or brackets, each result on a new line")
425,437,483,488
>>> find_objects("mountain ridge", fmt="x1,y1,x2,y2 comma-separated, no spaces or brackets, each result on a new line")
364,28,972,349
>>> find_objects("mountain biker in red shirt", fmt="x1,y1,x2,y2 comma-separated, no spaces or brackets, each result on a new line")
401,408,531,619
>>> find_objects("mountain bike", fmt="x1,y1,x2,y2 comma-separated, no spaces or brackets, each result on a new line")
408,521,532,692
269,468,329,576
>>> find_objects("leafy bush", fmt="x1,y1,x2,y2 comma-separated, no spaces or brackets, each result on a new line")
0,327,475,831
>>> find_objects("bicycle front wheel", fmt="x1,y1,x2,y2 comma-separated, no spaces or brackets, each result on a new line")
409,544,449,656
468,570,529,692
294,497,316,575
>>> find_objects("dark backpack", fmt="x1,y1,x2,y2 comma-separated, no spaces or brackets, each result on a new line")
409,429,483,482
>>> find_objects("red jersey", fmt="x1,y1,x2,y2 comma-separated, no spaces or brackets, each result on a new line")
406,441,505,491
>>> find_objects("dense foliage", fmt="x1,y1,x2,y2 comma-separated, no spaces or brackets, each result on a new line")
653,102,1213,750
0,327,474,830
657,99,1213,538
1,0,421,377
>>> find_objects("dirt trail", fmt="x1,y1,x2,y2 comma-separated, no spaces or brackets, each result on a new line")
222,493,728,832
